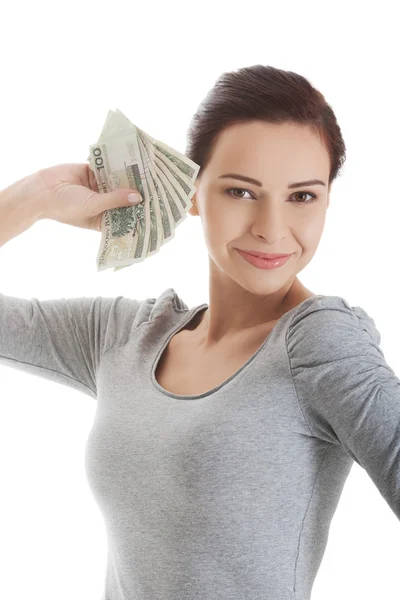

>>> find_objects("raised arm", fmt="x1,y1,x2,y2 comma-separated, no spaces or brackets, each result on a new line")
0,164,144,397
0,171,44,247
0,163,143,246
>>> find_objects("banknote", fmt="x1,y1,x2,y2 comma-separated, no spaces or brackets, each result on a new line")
87,109,200,272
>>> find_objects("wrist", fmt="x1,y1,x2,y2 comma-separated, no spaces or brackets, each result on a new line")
2,171,46,222
0,171,46,247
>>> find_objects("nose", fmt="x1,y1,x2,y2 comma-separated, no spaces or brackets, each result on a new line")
251,202,288,242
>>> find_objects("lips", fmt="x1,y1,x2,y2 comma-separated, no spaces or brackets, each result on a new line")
238,250,292,259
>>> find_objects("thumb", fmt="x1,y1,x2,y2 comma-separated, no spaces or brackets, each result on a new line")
95,188,143,212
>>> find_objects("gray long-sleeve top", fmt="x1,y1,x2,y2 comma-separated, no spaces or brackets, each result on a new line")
0,287,399,600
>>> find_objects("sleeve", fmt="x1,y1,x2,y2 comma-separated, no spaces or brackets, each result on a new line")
0,291,142,399
287,296,400,520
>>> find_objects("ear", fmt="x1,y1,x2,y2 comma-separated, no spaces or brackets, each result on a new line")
188,193,200,216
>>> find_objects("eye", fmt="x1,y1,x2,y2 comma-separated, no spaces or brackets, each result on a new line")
225,187,318,205
292,191,318,205
226,187,254,200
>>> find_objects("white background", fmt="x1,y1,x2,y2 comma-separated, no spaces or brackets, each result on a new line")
0,1,399,599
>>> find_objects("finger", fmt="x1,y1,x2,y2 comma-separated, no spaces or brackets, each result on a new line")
86,162,100,194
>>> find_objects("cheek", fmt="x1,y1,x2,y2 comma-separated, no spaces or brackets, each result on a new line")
302,211,326,237
297,214,326,251
203,203,242,243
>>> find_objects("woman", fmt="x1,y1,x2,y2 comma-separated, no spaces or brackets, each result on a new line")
1,65,399,600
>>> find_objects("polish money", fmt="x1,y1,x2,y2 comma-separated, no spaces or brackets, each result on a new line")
87,109,200,271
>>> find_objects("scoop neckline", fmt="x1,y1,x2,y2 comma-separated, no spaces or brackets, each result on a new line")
150,295,324,401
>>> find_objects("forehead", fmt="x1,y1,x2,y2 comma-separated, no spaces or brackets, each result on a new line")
208,120,330,178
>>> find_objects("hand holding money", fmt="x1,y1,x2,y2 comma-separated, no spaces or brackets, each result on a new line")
87,109,200,272
36,162,143,232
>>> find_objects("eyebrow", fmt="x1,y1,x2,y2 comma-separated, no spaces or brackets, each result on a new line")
218,173,326,189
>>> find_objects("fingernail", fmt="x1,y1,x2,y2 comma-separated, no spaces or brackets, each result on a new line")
128,193,142,204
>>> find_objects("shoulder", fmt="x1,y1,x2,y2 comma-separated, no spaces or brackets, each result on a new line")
105,287,189,328
286,294,382,359
93,287,189,354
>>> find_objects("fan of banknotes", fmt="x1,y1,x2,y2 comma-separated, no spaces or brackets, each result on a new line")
87,108,200,272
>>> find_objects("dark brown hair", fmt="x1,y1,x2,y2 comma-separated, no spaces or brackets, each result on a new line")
185,64,346,186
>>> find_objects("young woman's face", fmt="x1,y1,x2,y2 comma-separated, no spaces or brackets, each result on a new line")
189,120,331,297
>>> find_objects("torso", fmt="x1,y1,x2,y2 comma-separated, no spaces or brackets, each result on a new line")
155,288,316,397
155,324,274,397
